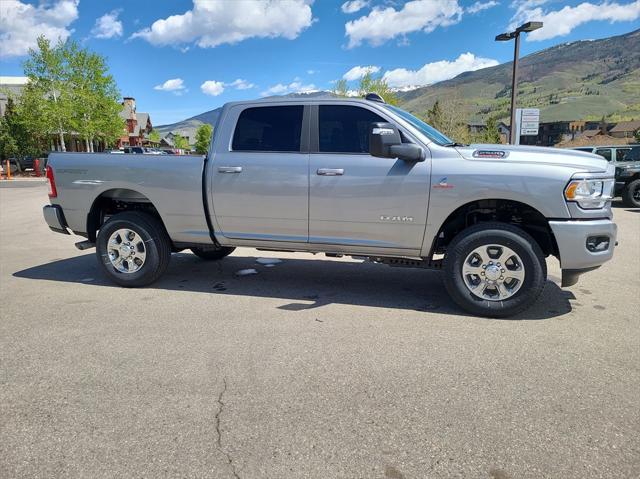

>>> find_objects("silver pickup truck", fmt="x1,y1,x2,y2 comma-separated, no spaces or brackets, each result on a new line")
43,95,617,317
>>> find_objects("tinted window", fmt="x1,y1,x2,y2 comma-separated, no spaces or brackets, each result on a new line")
319,105,385,153
624,146,640,161
595,148,612,162
232,106,303,152
617,147,635,161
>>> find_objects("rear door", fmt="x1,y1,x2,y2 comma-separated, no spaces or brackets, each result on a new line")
308,104,430,251
210,104,309,242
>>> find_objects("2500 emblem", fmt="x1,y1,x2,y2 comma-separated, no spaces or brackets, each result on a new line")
380,215,414,222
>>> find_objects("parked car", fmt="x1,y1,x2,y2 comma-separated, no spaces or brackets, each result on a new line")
43,95,617,318
571,145,640,207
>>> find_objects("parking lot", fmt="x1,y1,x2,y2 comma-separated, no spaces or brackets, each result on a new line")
1,181,638,478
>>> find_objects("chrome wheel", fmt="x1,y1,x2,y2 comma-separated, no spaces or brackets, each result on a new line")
107,228,146,273
462,244,525,301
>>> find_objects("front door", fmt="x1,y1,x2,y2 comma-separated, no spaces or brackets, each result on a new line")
309,104,430,251
211,104,309,243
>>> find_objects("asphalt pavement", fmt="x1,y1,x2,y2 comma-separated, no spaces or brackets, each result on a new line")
1,183,638,478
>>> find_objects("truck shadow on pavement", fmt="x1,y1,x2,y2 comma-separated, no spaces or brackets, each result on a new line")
14,252,574,320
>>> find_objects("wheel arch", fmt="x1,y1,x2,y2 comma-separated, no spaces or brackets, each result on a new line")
428,198,559,259
86,188,166,243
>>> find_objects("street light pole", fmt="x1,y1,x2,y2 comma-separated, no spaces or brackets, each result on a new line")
496,21,543,145
509,32,520,145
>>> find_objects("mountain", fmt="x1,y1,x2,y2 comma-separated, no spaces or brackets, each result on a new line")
397,28,640,123
155,29,640,135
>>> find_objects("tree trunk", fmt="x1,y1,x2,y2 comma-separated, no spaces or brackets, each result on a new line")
58,129,66,152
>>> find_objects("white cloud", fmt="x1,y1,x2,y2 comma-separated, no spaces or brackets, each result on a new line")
91,10,123,39
307,69,317,75
467,1,499,14
132,0,313,49
227,79,255,90
342,65,381,81
0,0,79,58
261,80,317,97
154,78,187,94
509,0,640,41
345,0,463,48
341,0,369,14
201,80,225,96
382,52,499,88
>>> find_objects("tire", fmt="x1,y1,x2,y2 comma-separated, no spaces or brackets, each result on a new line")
443,222,547,318
622,179,640,208
191,246,235,260
96,211,171,287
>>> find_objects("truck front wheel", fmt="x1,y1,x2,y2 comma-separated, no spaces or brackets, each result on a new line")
622,179,640,208
96,211,171,287
443,223,547,318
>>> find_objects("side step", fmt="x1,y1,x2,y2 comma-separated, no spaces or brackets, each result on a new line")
75,241,95,251
369,256,443,270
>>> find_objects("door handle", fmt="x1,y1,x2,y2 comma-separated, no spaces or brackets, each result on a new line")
218,166,243,173
317,168,344,176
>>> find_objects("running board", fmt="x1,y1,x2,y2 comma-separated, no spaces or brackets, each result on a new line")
369,256,443,270
75,241,95,251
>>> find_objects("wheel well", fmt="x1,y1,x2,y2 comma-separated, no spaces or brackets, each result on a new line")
86,189,164,242
431,199,558,258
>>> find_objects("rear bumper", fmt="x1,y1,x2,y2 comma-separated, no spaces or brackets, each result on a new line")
549,219,616,284
43,205,69,235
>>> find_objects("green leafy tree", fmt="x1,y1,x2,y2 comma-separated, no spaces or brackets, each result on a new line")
194,124,213,154
21,35,123,153
634,128,640,143
332,72,398,105
65,41,123,152
173,134,190,150
332,79,349,97
148,130,161,144
0,97,40,166
23,36,72,151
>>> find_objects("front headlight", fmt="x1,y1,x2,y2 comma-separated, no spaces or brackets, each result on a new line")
564,177,614,209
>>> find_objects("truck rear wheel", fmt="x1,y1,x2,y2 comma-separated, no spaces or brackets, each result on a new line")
191,246,235,260
622,179,640,208
96,211,171,287
443,223,547,318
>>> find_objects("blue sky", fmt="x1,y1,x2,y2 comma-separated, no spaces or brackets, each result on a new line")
1,0,639,125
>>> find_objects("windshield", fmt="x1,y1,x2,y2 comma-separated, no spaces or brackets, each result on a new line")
383,104,453,146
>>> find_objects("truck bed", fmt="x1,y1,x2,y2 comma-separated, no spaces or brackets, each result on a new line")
47,152,213,245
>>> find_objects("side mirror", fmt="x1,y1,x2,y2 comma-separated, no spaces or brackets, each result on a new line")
369,122,424,162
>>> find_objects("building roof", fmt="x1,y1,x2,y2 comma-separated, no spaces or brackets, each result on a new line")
609,120,640,133
0,76,29,86
557,135,634,147
582,129,602,138
137,112,150,128
119,103,134,120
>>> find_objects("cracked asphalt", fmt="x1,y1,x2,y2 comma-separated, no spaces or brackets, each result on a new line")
1,183,639,478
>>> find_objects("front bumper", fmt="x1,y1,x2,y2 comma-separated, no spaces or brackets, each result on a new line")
549,218,617,286
43,205,69,235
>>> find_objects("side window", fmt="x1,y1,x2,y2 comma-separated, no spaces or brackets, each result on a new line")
232,106,303,152
595,148,612,162
626,147,640,161
319,105,385,153
616,148,632,161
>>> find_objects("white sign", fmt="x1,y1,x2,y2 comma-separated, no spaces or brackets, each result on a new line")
516,108,539,137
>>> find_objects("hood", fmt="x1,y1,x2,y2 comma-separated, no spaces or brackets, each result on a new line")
454,144,609,173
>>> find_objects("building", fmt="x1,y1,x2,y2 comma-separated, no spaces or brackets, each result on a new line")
467,121,510,143
609,120,640,139
116,97,153,148
0,76,28,116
